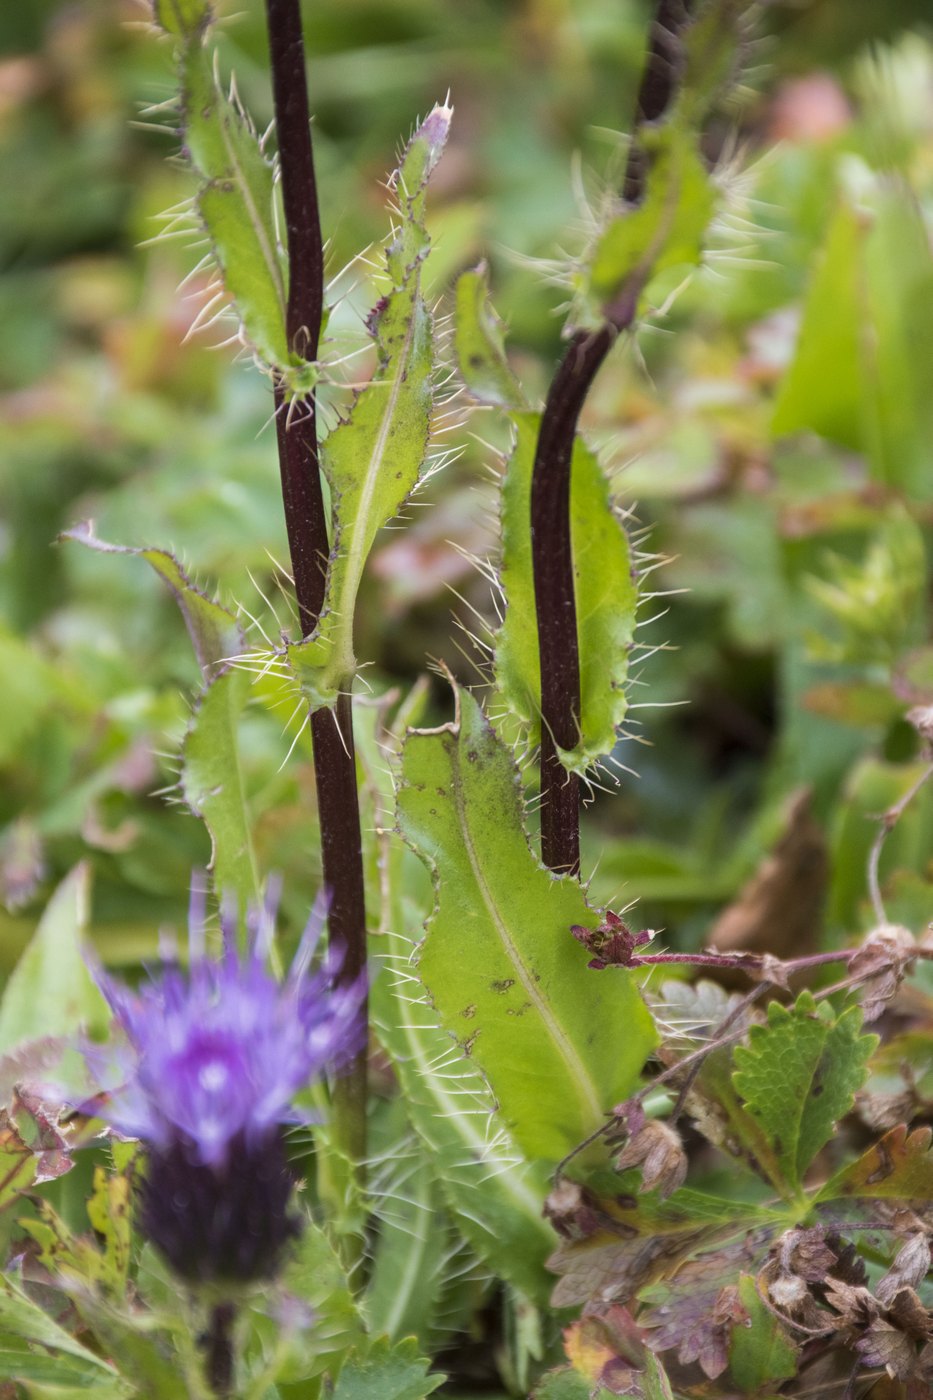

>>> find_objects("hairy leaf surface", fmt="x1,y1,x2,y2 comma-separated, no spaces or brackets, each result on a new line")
453,264,525,408
583,127,714,310
358,701,556,1303
495,413,639,773
372,926,556,1302
398,684,656,1161
288,106,449,707
180,37,289,370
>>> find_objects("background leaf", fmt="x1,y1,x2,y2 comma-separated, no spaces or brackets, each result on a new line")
0,863,107,1052
816,1124,933,1202
728,1273,797,1392
772,189,933,500
329,1336,444,1400
731,992,876,1199
0,1271,128,1391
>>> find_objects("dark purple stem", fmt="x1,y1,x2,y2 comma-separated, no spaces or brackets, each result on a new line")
204,1302,235,1397
531,0,697,876
264,0,367,1166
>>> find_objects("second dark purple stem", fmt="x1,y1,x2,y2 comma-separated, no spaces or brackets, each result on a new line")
531,0,696,876
264,0,368,1165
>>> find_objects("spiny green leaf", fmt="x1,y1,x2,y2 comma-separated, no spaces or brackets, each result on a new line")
582,126,715,311
0,1271,126,1389
731,992,876,1198
179,38,289,369
152,0,210,39
62,527,259,909
371,927,556,1303
61,526,243,680
329,1336,444,1400
679,0,752,122
816,1124,933,1203
453,264,525,408
287,104,450,708
0,864,108,1053
357,701,556,1304
397,684,657,1163
728,1274,797,1392
181,665,260,910
248,1217,362,1384
365,1137,454,1345
495,412,639,773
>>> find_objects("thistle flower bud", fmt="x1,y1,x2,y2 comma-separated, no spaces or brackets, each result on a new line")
84,880,365,1285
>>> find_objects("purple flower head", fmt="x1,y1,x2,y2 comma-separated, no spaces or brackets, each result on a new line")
85,877,365,1283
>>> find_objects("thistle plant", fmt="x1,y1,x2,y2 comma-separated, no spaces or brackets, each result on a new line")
3,1,933,1397
85,882,363,1282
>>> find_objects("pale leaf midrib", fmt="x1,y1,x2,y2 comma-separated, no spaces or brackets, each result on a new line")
449,741,604,1132
217,107,286,333
329,283,422,676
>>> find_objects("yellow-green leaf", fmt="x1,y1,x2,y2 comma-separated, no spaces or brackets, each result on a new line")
397,684,657,1163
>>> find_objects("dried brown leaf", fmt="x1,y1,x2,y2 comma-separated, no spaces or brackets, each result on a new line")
849,925,918,1022
615,1121,688,1200
639,1233,771,1380
709,788,827,968
877,1235,932,1307
856,1318,920,1379
886,1288,932,1343
858,1088,920,1133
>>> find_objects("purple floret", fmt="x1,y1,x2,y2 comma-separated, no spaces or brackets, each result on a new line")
84,878,365,1283
88,876,365,1169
